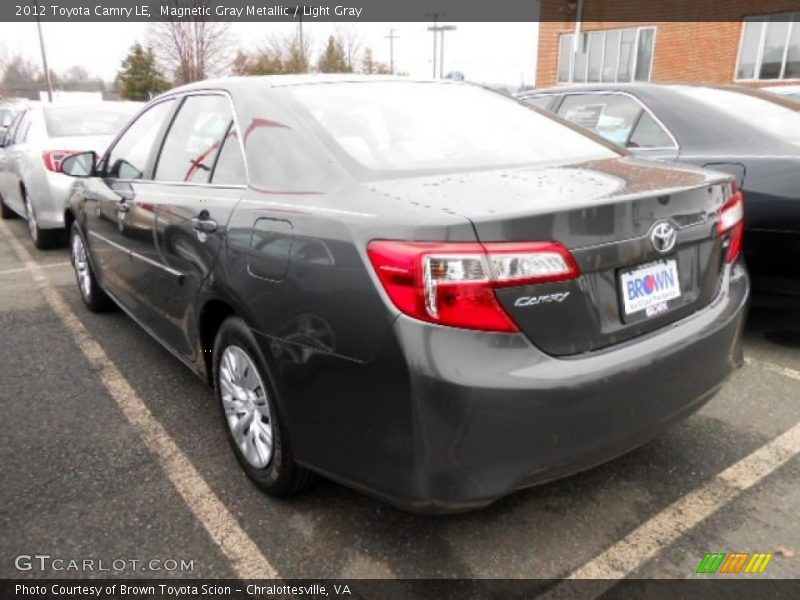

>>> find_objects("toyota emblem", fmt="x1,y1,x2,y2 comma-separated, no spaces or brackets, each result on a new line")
650,221,677,253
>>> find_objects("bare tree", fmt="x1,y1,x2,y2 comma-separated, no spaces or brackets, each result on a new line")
262,26,314,74
336,25,363,72
149,3,232,84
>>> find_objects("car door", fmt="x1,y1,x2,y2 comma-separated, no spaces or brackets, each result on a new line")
0,110,26,213
139,93,246,360
82,98,177,318
555,93,679,161
0,109,33,215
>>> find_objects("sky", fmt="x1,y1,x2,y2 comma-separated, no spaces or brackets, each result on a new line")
0,21,539,88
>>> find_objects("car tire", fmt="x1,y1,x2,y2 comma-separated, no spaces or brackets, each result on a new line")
0,193,16,219
24,190,62,249
213,316,316,496
70,223,113,312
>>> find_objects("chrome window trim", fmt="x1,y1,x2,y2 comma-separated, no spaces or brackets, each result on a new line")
556,90,680,152
102,88,249,188
152,89,250,186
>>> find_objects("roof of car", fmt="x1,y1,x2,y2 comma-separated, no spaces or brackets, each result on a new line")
519,83,700,96
172,74,447,94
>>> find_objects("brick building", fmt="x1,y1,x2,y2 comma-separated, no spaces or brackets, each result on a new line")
536,0,800,88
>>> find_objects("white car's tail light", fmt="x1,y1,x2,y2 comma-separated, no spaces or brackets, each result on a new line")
718,183,744,263
367,241,580,332
43,150,81,173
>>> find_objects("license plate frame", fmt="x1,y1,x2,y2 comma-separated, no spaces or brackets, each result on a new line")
619,258,681,320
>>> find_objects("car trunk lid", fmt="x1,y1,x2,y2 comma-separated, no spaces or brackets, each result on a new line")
369,157,735,355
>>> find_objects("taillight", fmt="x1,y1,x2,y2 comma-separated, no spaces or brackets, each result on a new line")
367,240,580,332
718,183,744,263
42,150,80,173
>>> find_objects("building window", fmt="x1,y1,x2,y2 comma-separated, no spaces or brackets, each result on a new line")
736,13,800,80
558,26,656,84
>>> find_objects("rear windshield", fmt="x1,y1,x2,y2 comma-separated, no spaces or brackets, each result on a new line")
288,82,618,175
676,86,800,143
44,104,138,138
0,108,15,127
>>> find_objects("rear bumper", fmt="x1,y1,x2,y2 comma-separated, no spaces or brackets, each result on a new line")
356,263,749,512
28,170,71,230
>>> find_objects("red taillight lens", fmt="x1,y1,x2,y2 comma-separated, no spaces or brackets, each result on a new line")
718,185,744,263
367,240,580,332
42,150,80,173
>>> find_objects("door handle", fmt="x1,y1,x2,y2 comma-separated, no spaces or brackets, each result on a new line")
191,216,217,233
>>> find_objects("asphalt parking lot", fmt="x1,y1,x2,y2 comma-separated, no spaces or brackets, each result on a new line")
0,216,798,585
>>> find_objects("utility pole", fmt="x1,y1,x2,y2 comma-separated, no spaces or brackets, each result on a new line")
426,13,442,78
35,1,52,102
384,28,399,74
437,25,456,79
292,5,308,72
427,23,456,79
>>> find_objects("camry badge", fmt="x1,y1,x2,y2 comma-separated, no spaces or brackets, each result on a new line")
650,221,677,254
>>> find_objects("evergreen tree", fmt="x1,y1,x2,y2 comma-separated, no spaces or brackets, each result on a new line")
317,36,349,73
117,43,170,101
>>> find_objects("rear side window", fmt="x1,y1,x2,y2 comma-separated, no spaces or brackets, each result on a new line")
522,95,557,110
155,95,232,184
211,126,246,185
106,100,175,180
557,93,673,148
629,112,673,148
6,111,25,144
13,110,33,144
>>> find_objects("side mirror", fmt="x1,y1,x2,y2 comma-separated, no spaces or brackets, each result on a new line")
60,151,97,177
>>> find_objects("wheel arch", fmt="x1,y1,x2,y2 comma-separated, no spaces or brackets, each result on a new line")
197,297,237,386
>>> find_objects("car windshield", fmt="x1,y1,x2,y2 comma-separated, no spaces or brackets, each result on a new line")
44,104,138,138
288,82,618,174
676,86,800,143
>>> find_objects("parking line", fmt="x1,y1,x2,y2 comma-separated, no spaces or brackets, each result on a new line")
0,261,71,277
745,357,800,382
541,414,800,596
0,221,278,580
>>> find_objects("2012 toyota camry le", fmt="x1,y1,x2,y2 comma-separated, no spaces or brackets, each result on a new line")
60,76,749,512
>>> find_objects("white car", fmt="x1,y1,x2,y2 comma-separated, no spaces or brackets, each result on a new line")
0,101,142,248
761,84,800,102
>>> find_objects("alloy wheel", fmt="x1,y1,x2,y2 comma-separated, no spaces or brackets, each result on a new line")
219,345,274,469
71,232,92,301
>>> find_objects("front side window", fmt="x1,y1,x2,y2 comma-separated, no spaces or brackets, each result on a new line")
106,100,175,180
558,26,656,84
557,94,673,149
736,13,800,80
155,95,232,184
289,82,618,175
